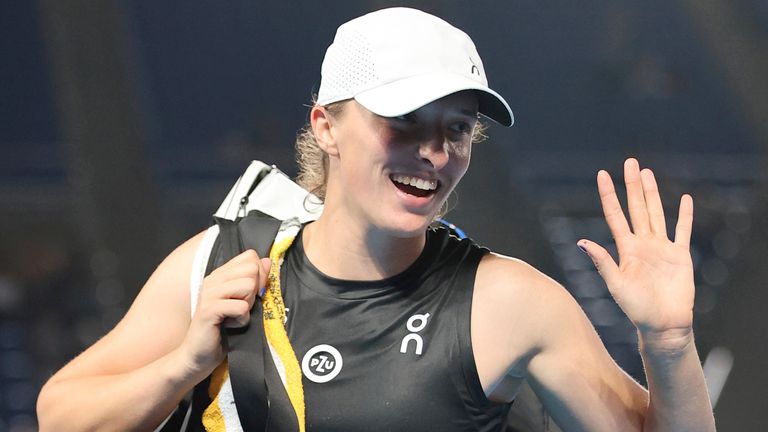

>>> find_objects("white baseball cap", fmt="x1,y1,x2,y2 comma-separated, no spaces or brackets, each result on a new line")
316,7,514,127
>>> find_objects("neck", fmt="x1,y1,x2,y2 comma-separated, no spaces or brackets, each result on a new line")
302,209,426,281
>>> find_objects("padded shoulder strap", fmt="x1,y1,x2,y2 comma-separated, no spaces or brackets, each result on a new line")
236,211,282,258
215,212,299,432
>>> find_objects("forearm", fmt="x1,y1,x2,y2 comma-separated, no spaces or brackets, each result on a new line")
37,349,206,432
639,329,715,432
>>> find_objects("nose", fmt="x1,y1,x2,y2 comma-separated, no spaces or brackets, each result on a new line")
418,132,450,170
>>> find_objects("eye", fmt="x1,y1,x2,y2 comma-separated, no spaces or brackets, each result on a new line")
450,121,474,135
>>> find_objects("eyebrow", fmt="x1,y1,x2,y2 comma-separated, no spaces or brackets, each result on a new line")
459,109,480,118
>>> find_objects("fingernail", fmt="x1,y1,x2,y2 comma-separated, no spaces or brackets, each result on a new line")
258,287,267,297
577,242,588,254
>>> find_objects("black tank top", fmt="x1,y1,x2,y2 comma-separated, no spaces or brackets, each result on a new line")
280,226,512,431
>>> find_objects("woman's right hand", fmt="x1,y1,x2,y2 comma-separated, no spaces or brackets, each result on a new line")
178,249,272,377
37,231,270,432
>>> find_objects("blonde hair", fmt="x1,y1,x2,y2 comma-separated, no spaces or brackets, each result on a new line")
294,98,489,202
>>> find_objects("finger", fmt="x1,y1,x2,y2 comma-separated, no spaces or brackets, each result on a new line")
207,250,260,282
202,278,260,303
259,257,272,289
209,253,272,284
674,194,694,249
577,239,621,290
196,298,251,327
223,314,252,329
224,249,263,267
624,158,650,235
217,299,252,328
597,170,632,239
640,168,667,236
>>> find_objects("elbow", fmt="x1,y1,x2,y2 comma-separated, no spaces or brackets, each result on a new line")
35,380,59,432
37,378,71,432
36,380,55,431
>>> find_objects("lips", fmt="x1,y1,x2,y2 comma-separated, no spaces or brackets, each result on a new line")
390,174,440,198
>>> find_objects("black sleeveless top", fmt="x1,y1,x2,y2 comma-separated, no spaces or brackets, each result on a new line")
280,227,512,431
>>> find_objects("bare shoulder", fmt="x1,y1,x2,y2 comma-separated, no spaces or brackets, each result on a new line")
476,252,566,301
50,230,210,382
472,253,586,376
475,253,581,333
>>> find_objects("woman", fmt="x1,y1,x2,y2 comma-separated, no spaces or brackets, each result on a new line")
37,7,715,431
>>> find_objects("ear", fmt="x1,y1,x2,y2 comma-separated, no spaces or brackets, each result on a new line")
310,106,340,157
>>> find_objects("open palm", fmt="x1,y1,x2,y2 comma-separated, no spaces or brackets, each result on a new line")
579,158,695,336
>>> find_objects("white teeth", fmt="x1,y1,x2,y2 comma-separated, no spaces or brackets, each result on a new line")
391,174,438,191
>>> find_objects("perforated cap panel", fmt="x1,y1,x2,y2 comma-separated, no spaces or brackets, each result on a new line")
319,29,378,104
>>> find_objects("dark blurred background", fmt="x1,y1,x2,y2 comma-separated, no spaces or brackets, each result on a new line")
2,0,766,430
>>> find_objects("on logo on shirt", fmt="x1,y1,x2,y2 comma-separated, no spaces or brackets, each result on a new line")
400,313,431,356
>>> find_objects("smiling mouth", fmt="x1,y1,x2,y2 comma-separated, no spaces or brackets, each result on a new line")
390,174,440,198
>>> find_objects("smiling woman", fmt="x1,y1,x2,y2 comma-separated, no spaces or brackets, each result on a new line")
36,7,715,432
307,90,480,243
295,95,488,212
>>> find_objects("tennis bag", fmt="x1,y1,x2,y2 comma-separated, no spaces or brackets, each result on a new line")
157,161,321,432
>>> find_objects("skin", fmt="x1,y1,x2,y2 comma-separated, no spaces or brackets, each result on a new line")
36,90,715,431
302,91,478,281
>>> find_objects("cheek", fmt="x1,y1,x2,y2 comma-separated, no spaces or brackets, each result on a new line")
449,141,472,176
336,131,388,184
454,141,471,164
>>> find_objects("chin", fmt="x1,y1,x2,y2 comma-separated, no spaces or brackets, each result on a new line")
377,212,436,238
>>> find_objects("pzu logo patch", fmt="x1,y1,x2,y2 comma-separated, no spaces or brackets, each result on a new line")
301,344,343,383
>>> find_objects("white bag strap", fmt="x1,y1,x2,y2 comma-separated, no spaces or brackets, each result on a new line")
189,225,220,317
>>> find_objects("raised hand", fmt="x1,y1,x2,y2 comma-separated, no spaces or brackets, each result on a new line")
578,158,695,346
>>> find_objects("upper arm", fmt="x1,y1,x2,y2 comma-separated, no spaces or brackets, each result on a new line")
48,230,207,383
475,254,649,431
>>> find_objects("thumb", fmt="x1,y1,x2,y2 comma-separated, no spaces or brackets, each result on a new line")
260,257,272,272
577,239,620,289
259,257,272,290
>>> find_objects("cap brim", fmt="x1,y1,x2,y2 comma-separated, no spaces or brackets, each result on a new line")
354,72,513,127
